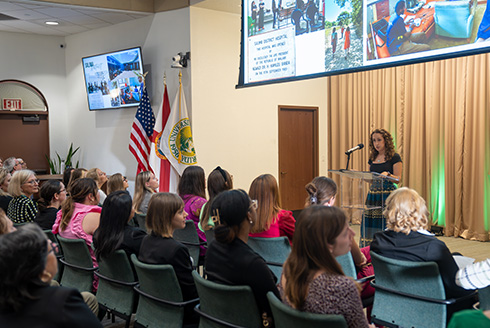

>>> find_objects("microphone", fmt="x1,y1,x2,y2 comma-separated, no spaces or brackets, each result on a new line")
345,143,364,155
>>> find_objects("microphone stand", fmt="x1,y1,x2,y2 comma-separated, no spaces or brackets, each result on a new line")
345,153,351,170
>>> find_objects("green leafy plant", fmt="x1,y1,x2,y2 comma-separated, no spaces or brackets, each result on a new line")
45,143,80,174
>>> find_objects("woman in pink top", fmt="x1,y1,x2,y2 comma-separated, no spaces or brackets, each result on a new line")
248,174,295,244
52,178,101,291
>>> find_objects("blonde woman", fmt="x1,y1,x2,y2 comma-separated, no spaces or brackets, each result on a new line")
7,170,39,224
106,173,129,195
132,171,158,214
0,168,12,213
86,168,108,205
371,187,472,299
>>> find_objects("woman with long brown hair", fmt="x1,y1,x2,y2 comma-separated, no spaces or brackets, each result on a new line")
281,206,373,328
52,178,101,291
248,174,295,244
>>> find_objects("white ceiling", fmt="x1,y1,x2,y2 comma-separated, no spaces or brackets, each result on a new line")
0,0,240,36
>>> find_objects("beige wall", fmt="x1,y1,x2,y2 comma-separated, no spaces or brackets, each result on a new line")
189,7,330,191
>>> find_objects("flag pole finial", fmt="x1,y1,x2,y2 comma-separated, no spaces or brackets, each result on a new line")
164,71,167,85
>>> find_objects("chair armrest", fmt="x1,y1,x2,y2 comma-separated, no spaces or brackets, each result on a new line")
265,261,284,267
94,270,138,287
133,285,199,307
59,258,98,272
179,241,207,247
194,304,249,328
370,280,478,305
357,274,375,284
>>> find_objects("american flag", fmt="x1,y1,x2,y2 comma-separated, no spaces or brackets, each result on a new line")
129,87,155,173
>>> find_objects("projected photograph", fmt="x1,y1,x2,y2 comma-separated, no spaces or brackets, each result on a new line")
82,47,144,111
366,0,490,60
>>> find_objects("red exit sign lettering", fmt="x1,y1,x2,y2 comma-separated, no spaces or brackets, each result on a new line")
3,98,22,110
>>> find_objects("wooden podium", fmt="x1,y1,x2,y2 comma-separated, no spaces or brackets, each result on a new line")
329,169,397,246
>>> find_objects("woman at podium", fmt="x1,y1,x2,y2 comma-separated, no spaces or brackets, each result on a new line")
361,128,402,246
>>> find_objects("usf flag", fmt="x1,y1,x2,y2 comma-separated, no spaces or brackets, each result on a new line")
159,76,197,176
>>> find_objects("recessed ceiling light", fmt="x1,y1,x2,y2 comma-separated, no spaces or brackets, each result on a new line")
45,21,59,25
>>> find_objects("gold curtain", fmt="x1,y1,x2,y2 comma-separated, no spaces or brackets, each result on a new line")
327,53,490,241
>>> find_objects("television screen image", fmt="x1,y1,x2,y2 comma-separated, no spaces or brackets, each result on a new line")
239,0,490,87
82,47,144,111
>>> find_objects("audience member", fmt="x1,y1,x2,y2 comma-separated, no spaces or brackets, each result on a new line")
0,224,102,327
178,166,207,258
248,174,295,244
205,189,280,325
86,168,108,205
456,258,490,290
94,190,146,261
280,206,373,328
448,309,490,327
133,171,158,214
52,178,101,292
0,169,12,213
0,209,15,235
107,173,129,195
199,166,233,231
63,167,75,190
3,157,21,174
34,180,66,230
137,192,198,324
0,157,2,167
17,158,27,170
67,168,87,193
7,170,39,224
370,187,474,302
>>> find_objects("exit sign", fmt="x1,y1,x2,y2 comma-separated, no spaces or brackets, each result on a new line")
3,98,22,110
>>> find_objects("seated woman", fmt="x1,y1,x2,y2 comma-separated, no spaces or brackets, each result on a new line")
178,166,207,258
67,168,87,194
106,173,129,195
305,176,374,297
371,187,473,299
0,168,12,213
248,174,295,244
34,180,67,230
0,224,102,327
7,170,39,224
280,206,374,328
86,168,108,205
132,171,158,215
62,167,75,190
93,190,146,261
205,189,280,325
137,192,198,324
199,166,233,232
52,178,101,291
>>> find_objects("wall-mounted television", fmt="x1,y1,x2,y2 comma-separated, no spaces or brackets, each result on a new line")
82,47,144,111
238,0,490,87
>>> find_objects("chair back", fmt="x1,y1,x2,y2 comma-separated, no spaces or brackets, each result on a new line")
192,271,262,328
57,236,96,292
96,250,138,322
130,254,187,328
336,252,356,279
44,229,63,282
479,286,490,311
267,292,348,328
133,213,147,232
247,236,291,279
370,252,447,327
173,220,201,267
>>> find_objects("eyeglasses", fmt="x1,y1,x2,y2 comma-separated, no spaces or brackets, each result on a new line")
25,179,40,185
249,199,258,211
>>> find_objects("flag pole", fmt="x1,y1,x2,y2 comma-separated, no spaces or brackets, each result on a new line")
178,70,183,164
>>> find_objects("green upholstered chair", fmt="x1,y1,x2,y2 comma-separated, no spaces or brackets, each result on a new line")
478,285,490,310
370,252,477,328
133,213,147,232
267,292,348,328
247,236,291,280
336,252,357,279
173,220,206,268
95,250,138,328
192,271,262,328
204,228,215,246
131,254,199,328
57,236,96,293
43,229,63,282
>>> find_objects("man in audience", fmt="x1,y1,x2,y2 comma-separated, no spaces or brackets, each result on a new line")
17,158,27,170
3,157,21,174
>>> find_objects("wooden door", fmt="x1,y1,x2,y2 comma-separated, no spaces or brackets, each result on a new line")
278,106,318,211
